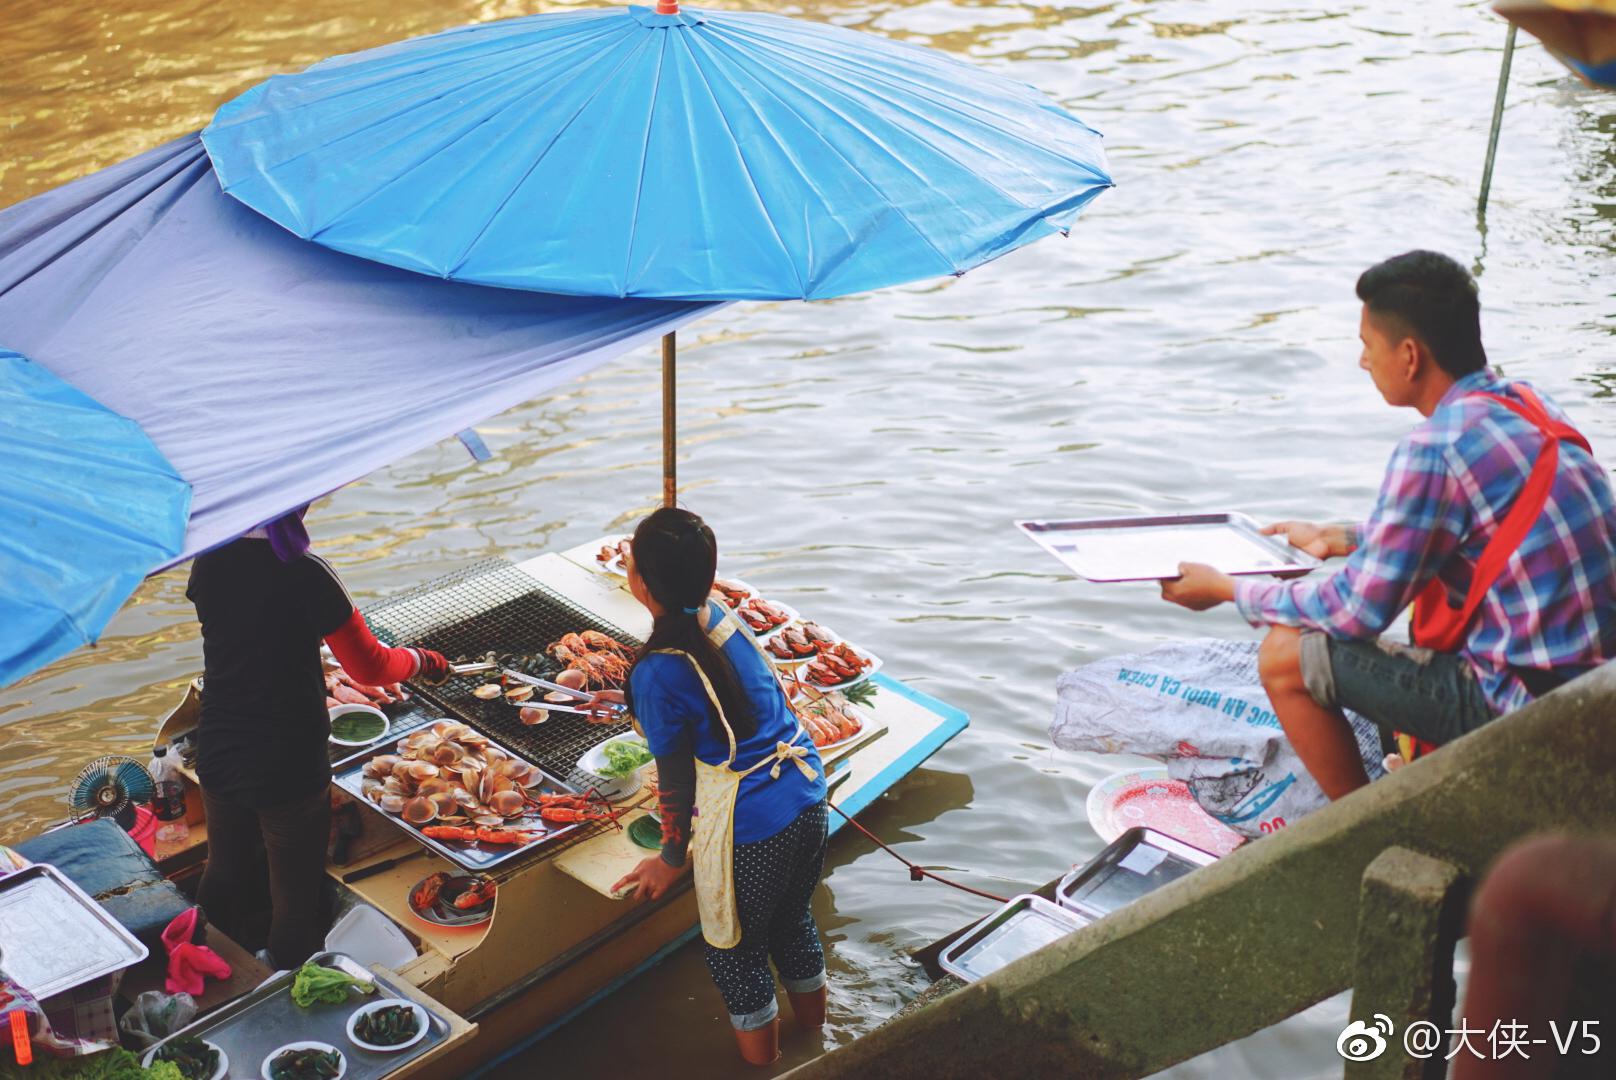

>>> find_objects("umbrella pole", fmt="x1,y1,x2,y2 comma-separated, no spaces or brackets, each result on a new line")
1478,24,1517,218
662,331,677,508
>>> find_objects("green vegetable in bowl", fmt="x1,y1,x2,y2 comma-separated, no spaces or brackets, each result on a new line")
355,1003,420,1046
267,1047,342,1080
599,737,654,779
152,1035,219,1080
291,961,375,1007
329,710,386,743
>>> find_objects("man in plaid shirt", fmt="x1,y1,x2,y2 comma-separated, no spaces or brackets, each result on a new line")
1162,251,1616,799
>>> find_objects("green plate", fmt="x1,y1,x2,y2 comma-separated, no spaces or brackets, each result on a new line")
627,815,662,851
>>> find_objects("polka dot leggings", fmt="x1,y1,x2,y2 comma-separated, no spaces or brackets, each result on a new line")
703,800,828,1030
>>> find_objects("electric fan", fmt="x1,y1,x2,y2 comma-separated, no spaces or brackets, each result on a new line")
67,755,156,825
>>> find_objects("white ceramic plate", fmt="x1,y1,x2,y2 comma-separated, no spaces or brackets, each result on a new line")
143,1038,228,1080
736,598,800,640
800,642,884,693
328,703,390,747
710,576,756,611
800,701,871,753
346,998,429,1053
261,1041,346,1080
576,732,651,800
591,536,632,576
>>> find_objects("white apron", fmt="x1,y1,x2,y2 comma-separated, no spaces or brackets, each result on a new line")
638,609,818,949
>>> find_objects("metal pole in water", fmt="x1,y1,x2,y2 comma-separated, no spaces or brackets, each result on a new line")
1479,24,1518,217
662,331,677,508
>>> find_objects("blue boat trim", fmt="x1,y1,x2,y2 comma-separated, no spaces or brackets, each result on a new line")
466,672,969,1075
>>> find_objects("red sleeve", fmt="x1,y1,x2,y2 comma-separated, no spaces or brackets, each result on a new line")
325,609,421,686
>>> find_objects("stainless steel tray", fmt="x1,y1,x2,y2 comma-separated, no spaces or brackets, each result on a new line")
1016,512,1323,582
0,863,149,998
938,894,1089,984
1055,826,1217,921
145,952,445,1080
333,732,587,872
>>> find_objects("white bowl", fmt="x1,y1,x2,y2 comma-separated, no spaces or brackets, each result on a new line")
346,998,429,1053
328,703,390,747
142,1038,228,1080
261,1041,346,1080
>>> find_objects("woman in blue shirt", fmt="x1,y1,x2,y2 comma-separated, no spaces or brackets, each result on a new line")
597,508,828,1066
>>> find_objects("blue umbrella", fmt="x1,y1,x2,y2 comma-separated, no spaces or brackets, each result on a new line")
201,4,1112,302
0,349,190,685
203,3,1112,505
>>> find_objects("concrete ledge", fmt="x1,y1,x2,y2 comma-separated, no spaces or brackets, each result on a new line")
789,662,1616,1079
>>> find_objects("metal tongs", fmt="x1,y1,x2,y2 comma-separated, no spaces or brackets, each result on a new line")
501,668,627,714
449,658,499,677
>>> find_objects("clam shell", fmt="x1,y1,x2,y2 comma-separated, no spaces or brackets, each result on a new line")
379,793,407,815
505,685,534,703
402,796,437,824
519,707,549,726
431,742,464,766
405,762,441,782
362,755,401,779
472,814,505,827
472,684,502,700
488,790,525,816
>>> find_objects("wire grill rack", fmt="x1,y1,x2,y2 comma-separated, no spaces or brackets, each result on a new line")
341,559,647,863
361,559,641,775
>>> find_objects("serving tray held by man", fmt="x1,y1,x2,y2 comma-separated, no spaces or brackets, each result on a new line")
1162,250,1616,799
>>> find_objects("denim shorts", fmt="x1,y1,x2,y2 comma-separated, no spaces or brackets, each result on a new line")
1298,631,1496,748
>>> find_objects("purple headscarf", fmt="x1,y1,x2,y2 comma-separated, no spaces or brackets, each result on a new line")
263,504,311,562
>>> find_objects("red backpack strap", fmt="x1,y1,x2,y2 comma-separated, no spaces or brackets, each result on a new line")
1411,388,1591,652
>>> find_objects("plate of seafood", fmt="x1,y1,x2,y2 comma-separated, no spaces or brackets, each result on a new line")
764,621,839,665
407,872,496,929
592,537,632,576
795,696,868,751
710,578,755,610
736,596,798,639
335,719,620,870
800,638,882,692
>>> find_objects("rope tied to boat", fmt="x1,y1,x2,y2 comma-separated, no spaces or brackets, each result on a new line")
826,801,1009,905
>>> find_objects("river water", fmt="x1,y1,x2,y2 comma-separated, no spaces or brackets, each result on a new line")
3,1,1613,1076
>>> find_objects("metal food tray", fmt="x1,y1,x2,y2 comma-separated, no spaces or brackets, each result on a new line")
1055,827,1218,921
0,863,148,998
938,894,1089,984
1016,512,1323,582
333,732,587,872
146,952,445,1080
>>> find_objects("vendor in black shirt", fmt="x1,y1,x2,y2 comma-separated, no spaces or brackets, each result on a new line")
187,508,447,966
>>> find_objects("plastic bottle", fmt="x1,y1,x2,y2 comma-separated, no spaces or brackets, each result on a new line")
149,745,190,844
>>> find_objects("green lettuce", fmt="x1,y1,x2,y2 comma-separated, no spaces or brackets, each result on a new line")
599,738,654,779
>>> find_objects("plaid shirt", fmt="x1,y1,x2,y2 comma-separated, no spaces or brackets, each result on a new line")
1235,369,1616,715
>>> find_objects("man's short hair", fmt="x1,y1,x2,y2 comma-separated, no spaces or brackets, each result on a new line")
1355,251,1487,378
